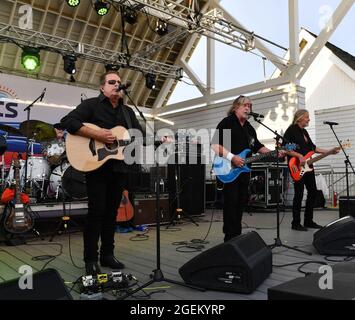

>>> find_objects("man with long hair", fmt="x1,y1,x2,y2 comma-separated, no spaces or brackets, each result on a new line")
211,95,274,242
284,109,338,231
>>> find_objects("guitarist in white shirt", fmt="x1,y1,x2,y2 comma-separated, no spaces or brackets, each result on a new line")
211,96,278,242
284,109,339,231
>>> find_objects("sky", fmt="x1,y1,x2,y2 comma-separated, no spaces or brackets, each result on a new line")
169,0,355,104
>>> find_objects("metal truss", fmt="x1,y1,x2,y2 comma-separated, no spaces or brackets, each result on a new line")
0,22,182,79
114,0,255,51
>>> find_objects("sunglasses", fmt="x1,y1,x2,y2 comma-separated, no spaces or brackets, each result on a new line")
106,79,121,85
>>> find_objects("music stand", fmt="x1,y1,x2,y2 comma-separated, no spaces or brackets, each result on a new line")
118,90,204,300
251,115,312,255
326,123,355,212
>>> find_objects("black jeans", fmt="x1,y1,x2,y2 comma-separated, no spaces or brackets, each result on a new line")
83,161,126,262
292,170,317,226
222,174,250,242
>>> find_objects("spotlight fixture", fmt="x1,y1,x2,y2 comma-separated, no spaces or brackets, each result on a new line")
94,0,110,16
21,47,40,72
124,7,137,24
145,73,156,90
66,0,80,7
155,19,168,36
63,55,77,74
105,63,120,72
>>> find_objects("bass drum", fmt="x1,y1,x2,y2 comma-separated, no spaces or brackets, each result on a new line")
48,162,87,200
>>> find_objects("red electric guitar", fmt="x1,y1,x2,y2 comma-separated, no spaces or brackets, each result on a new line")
288,141,350,181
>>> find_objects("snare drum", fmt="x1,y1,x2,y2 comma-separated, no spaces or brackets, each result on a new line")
44,140,66,166
48,162,87,199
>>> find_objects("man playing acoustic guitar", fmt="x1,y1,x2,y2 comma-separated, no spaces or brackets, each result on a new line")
284,109,339,231
61,71,143,275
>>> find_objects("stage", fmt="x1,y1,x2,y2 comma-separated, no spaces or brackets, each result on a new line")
0,207,349,300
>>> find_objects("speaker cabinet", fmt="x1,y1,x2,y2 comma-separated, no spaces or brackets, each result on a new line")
133,193,170,225
313,215,355,256
168,163,205,216
179,231,272,293
339,196,355,218
0,268,73,300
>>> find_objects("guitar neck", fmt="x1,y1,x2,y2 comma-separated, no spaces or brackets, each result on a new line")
307,150,333,165
245,150,277,164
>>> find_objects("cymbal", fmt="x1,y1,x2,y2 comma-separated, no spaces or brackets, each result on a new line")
20,120,56,142
0,124,22,136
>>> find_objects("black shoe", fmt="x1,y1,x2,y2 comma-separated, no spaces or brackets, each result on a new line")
304,221,322,229
85,262,101,275
291,224,308,231
100,255,125,269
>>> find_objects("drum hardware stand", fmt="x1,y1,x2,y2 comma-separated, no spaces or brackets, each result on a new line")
166,164,198,228
251,115,312,256
118,89,204,300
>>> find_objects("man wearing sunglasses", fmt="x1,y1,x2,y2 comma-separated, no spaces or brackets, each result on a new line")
61,71,143,275
211,95,275,242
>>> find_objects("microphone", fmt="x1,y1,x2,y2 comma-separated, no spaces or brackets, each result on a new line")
116,81,132,92
247,111,264,119
40,88,46,102
323,121,339,126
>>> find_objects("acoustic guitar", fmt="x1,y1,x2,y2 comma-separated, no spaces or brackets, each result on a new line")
65,123,171,172
116,190,134,223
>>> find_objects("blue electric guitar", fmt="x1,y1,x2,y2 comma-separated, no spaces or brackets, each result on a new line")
213,144,296,184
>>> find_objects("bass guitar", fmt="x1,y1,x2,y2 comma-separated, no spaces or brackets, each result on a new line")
288,141,350,181
3,158,33,234
213,143,296,184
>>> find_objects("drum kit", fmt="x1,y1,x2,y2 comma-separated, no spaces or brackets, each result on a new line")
0,120,86,202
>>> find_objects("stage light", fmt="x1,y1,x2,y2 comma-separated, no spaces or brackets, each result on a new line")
66,0,80,7
105,64,120,72
21,47,40,72
145,73,156,90
155,19,168,36
124,7,137,24
94,1,110,16
63,55,77,74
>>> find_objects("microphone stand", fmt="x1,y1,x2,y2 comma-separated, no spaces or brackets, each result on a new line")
326,124,355,213
251,114,312,255
118,90,204,299
23,88,46,193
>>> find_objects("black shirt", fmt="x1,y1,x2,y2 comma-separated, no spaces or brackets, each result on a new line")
61,93,143,173
212,113,264,157
283,124,316,161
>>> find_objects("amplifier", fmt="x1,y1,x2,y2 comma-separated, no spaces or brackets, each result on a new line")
133,193,170,226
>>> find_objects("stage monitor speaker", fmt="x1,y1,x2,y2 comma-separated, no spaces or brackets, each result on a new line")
268,261,355,300
0,268,73,300
179,231,272,293
339,196,355,218
313,215,355,256
168,163,205,216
